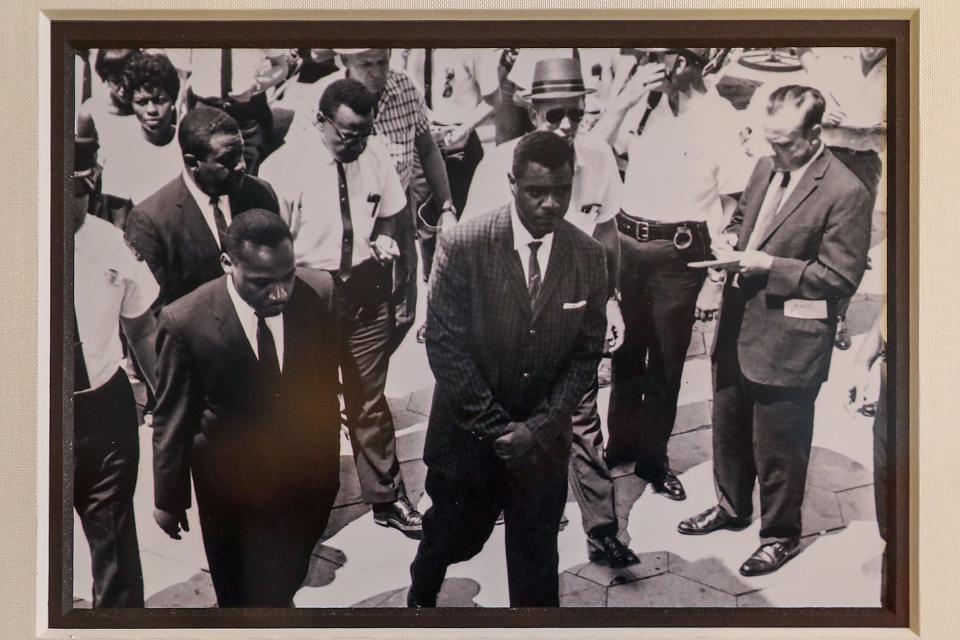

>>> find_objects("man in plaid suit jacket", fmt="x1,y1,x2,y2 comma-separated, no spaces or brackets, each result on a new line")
408,131,608,607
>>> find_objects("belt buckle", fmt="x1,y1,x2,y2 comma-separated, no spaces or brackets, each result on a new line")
673,223,693,250
636,220,650,242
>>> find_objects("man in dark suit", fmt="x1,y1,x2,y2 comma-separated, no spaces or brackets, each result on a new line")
125,105,280,311
408,131,608,607
151,210,341,607
677,85,872,577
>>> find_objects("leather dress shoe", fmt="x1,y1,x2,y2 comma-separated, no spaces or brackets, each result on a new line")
588,534,640,568
677,505,751,535
739,540,801,576
645,469,687,501
374,496,423,537
406,589,436,608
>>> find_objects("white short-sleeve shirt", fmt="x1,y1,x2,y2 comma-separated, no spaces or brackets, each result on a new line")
259,128,407,271
462,132,622,238
75,215,160,391
620,87,754,227
391,48,500,125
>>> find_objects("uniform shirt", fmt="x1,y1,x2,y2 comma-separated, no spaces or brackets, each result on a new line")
165,48,285,99
620,86,754,228
97,115,183,204
462,132,622,238
290,68,430,189
510,201,554,283
225,274,284,371
181,169,233,250
508,48,621,115
259,128,406,271
75,215,160,391
391,49,500,125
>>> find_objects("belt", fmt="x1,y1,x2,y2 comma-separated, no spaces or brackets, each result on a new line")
616,212,705,243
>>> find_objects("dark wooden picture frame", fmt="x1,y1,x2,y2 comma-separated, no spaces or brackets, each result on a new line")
48,16,911,631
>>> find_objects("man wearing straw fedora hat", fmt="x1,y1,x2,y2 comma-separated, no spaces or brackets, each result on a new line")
463,58,638,569
592,48,754,501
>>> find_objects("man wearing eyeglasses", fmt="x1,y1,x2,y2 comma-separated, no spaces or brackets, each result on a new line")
461,58,637,569
259,78,423,536
590,48,754,503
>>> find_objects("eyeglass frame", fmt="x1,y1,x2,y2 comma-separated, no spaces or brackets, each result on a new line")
317,112,375,145
542,106,586,126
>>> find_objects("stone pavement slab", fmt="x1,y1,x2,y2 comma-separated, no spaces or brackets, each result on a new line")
607,572,737,608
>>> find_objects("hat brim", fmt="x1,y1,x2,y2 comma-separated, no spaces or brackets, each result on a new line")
520,87,596,101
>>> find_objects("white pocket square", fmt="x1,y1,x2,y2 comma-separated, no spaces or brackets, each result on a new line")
563,300,587,310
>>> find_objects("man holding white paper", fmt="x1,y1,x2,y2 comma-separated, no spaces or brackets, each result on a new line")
677,85,872,577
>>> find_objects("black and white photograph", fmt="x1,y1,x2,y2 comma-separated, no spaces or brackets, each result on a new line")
50,22,908,629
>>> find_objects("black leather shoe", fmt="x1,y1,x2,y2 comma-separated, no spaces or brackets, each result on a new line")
834,318,852,351
415,323,427,344
677,505,751,535
739,540,801,576
406,589,436,608
374,496,424,537
588,534,640,568
645,469,687,501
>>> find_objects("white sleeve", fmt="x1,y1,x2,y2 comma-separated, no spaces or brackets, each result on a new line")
374,142,407,217
118,234,160,318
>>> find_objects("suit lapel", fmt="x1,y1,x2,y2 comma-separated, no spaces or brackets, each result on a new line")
532,223,571,322
492,207,532,312
211,276,259,367
177,175,222,256
755,151,830,249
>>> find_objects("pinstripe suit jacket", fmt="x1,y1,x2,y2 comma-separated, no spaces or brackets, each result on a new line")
423,205,608,482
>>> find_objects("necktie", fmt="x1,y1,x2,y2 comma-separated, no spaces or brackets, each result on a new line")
220,48,233,100
256,312,281,378
335,162,355,277
527,240,543,306
424,49,433,109
748,171,792,250
210,196,228,248
74,304,90,392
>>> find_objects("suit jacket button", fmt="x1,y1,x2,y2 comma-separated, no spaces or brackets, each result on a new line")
522,372,531,380
529,329,536,336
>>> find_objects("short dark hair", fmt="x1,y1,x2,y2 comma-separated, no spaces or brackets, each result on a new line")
767,85,826,133
178,105,241,160
223,210,292,261
512,130,575,179
318,78,376,121
122,50,180,102
94,49,137,82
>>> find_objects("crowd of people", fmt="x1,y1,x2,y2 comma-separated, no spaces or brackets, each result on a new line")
70,46,888,609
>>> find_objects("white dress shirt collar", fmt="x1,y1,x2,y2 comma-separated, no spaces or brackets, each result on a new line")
182,168,233,250
225,275,285,371
509,201,554,283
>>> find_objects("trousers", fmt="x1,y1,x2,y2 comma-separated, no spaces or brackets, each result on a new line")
410,457,568,607
74,367,144,608
607,232,707,478
569,379,618,542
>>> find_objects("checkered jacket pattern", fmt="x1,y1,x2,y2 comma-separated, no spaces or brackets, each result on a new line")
374,70,431,189
423,205,608,482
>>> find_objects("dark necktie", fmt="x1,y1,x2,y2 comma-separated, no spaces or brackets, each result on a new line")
335,161,355,277
748,171,792,250
527,240,543,306
74,304,90,392
220,48,233,99
256,312,281,378
210,196,228,248
424,49,433,109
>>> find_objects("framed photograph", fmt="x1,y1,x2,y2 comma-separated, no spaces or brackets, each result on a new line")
25,8,921,638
